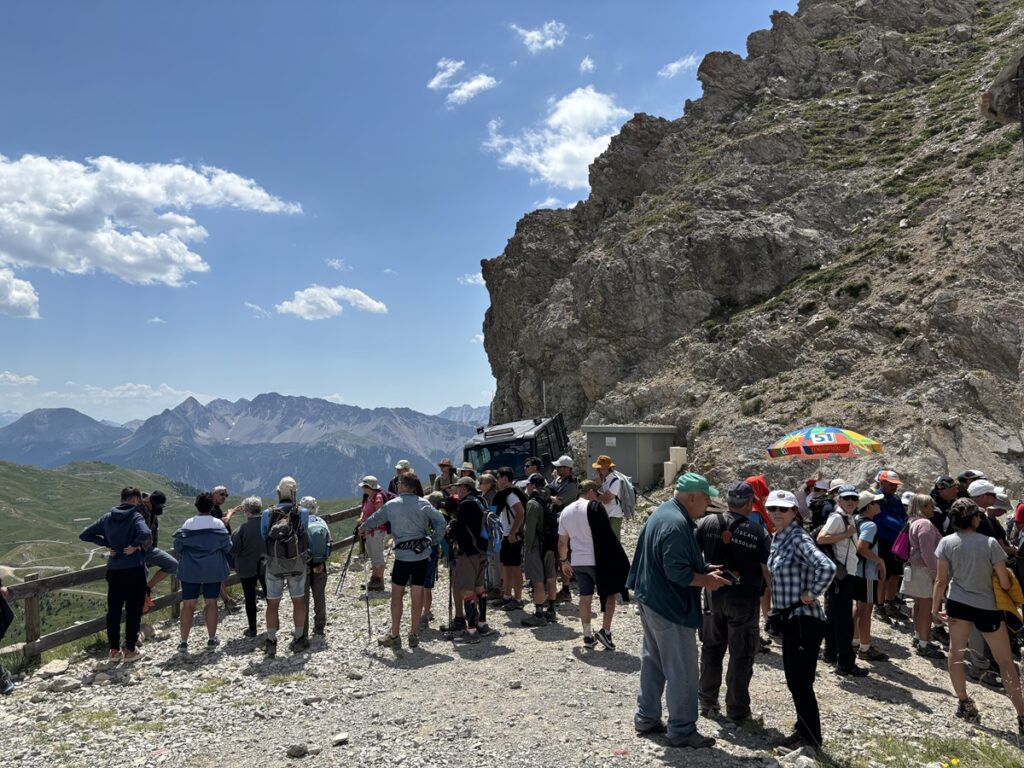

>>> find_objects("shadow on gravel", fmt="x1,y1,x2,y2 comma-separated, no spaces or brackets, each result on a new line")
370,648,455,669
572,647,641,673
520,623,579,642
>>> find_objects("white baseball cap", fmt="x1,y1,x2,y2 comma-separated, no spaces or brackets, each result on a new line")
765,489,798,509
552,455,574,468
968,479,1000,497
901,491,914,506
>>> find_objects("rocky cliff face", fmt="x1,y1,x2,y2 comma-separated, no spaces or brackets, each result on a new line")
482,0,1024,490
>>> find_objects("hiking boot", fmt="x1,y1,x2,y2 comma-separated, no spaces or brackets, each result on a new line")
501,598,523,611
821,649,837,664
265,638,278,658
476,622,492,637
108,649,123,661
407,633,420,648
556,585,572,603
915,642,945,660
857,646,889,662
243,628,257,639
289,635,309,653
759,636,771,653
776,732,809,752
142,594,156,614
978,670,1003,688
367,577,386,591
122,649,144,663
699,705,721,719
667,732,716,749
521,612,547,627
440,617,467,633
727,712,764,729
835,665,869,678
377,633,402,649
176,641,189,654
635,720,667,735
454,629,481,644
206,637,220,652
955,697,981,724
764,620,783,640
884,603,904,621
873,604,891,623
594,628,616,650
582,635,596,649
0,675,14,696
544,607,557,623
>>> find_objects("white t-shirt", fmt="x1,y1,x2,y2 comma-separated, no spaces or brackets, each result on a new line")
822,510,858,575
500,491,524,536
601,473,623,519
557,498,595,566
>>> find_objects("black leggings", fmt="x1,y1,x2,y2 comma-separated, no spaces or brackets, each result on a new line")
106,568,147,651
240,576,261,633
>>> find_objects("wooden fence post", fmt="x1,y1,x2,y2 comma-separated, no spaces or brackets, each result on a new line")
170,576,181,620
23,573,41,667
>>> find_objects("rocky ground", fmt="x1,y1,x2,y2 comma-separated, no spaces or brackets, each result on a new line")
3,520,1024,768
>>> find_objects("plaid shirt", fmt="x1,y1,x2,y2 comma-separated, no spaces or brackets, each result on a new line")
768,521,836,621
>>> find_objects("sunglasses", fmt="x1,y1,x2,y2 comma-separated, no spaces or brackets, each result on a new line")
766,506,793,513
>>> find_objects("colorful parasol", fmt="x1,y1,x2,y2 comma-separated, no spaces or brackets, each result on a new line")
766,425,883,460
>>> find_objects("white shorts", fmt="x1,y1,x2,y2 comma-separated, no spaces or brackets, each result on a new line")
365,530,386,568
266,570,306,600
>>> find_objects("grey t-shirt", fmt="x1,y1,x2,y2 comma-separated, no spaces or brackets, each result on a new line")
935,530,1007,610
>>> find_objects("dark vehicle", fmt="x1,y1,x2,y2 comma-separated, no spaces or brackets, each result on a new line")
463,413,570,480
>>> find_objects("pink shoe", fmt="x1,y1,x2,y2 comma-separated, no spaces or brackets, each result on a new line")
108,649,123,661
122,649,145,663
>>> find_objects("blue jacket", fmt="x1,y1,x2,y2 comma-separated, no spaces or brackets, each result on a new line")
360,493,446,562
874,493,906,545
79,504,152,571
626,497,706,628
173,515,232,584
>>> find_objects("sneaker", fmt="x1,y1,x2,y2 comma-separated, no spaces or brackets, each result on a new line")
476,622,493,637
407,633,419,649
667,732,716,749
885,603,904,621
176,641,189,654
454,629,481,644
122,649,144,663
206,637,220,652
556,585,572,603
367,577,386,591
377,633,401,649
287,634,308,652
699,705,721,719
857,646,889,662
759,636,771,653
440,617,467,633
544,608,557,623
915,642,945,660
418,615,430,631
0,677,14,696
635,720,667,735
594,628,616,650
764,620,783,640
776,732,809,751
142,594,156,614
265,638,278,658
873,604,891,623
835,665,870,678
727,712,764,728
978,670,1003,688
931,625,950,645
108,649,123,661
243,628,257,639
521,612,547,627
955,697,980,724
821,650,837,664
582,635,596,649
501,598,523,611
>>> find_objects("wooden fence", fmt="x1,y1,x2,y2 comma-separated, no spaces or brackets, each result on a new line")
1,504,363,665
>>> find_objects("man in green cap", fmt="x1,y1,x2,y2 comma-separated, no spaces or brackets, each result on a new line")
626,472,733,750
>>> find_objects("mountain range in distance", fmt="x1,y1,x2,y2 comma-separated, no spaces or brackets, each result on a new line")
0,394,490,498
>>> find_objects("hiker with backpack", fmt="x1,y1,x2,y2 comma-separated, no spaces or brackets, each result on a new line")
899,493,945,659
173,492,232,654
494,467,528,610
446,476,492,643
79,486,153,662
852,491,889,663
261,477,312,657
694,481,770,724
520,473,559,627
231,496,268,639
815,484,869,677
138,490,177,615
301,496,333,637
359,476,391,591
357,473,447,649
592,455,626,541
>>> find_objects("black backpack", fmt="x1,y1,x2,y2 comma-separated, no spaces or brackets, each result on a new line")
265,503,309,576
536,493,558,553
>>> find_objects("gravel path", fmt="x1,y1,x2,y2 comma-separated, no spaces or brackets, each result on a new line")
4,522,1024,768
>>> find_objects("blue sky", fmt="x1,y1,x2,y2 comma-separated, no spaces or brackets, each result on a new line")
0,1,795,422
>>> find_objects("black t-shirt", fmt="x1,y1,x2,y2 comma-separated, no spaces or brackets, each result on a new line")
453,493,485,556
695,511,770,600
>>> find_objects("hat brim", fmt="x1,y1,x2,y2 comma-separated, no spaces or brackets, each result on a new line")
592,462,615,469
767,501,797,509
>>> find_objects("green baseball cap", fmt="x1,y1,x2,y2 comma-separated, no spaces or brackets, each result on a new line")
675,472,720,497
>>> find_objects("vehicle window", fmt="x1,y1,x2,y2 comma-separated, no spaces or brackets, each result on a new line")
535,429,551,463
466,442,531,479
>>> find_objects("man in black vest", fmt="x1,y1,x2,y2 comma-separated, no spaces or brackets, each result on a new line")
694,481,770,725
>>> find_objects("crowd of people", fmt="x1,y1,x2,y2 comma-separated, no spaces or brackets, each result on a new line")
3,458,1024,758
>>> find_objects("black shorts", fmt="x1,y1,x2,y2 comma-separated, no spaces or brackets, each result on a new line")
879,539,904,578
851,575,876,604
500,537,523,567
946,598,1003,633
391,558,429,588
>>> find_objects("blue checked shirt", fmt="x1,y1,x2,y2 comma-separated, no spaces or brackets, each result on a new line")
768,521,836,621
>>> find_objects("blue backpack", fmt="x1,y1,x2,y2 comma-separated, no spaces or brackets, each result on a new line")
306,516,332,564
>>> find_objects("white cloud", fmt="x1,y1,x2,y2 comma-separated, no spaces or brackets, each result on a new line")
457,272,485,286
244,301,271,318
579,56,595,74
382,267,397,275
0,371,39,386
325,258,350,271
323,393,345,404
147,316,166,324
471,333,485,344
484,86,630,190
512,20,567,54
446,74,499,107
535,197,562,209
0,267,39,318
0,153,299,317
427,58,465,90
658,53,699,79
275,284,388,321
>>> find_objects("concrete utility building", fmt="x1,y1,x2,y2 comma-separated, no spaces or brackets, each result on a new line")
581,424,678,491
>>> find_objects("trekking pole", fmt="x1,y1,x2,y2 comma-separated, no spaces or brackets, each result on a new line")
334,532,357,597
363,546,372,642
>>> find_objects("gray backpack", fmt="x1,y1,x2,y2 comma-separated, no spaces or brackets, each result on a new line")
265,504,310,576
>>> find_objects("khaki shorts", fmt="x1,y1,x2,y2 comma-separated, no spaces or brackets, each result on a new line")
453,554,484,593
524,547,556,584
